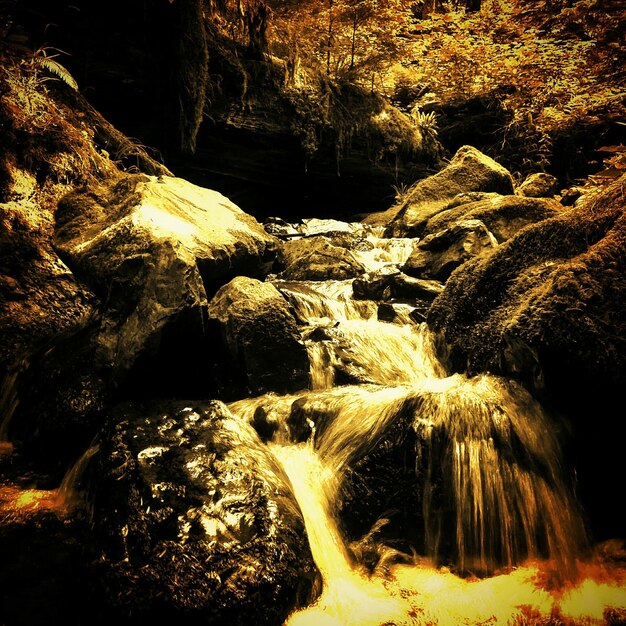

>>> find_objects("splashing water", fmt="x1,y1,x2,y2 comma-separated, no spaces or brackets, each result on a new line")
233,221,626,624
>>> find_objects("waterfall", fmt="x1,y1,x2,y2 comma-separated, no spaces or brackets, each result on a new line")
227,219,626,624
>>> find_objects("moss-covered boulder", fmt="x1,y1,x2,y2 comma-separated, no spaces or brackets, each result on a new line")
426,177,626,540
403,219,498,282
363,146,514,237
422,195,563,243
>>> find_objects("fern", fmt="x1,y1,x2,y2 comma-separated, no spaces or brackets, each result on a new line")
31,47,78,90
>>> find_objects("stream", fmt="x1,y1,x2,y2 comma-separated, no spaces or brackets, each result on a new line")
223,220,626,625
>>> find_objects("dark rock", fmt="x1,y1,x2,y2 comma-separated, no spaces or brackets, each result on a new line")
516,172,559,198
377,302,419,325
423,195,562,243
8,322,110,470
560,188,582,206
207,276,310,396
364,146,514,237
403,219,498,281
93,399,318,625
352,266,400,300
353,267,444,303
276,237,366,281
390,274,445,301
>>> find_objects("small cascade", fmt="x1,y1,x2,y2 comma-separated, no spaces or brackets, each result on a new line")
351,236,417,274
275,280,377,323
55,443,99,516
412,374,588,577
230,218,626,623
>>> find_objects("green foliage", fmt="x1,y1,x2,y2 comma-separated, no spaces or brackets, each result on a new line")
389,1,626,175
32,48,78,91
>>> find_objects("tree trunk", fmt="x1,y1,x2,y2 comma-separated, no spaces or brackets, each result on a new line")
326,0,334,76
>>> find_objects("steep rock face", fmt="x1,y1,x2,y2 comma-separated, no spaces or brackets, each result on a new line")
363,146,514,237
422,195,563,243
208,276,310,396
93,399,318,625
426,176,626,540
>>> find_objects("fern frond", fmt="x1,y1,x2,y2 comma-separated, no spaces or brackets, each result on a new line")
34,56,78,90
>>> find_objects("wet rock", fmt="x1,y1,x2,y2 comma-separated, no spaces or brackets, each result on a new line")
263,216,301,238
390,274,445,301
368,146,514,237
352,266,401,300
403,219,498,281
423,195,562,243
377,302,419,325
207,276,310,395
353,267,443,303
516,172,559,198
93,400,318,625
276,237,367,281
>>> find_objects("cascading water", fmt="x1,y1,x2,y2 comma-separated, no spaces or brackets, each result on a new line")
227,223,626,625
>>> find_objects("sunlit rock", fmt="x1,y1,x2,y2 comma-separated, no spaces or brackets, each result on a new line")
208,276,310,395
55,174,278,375
371,145,514,237
423,194,562,243
516,172,559,198
403,219,498,281
276,237,367,281
92,400,318,625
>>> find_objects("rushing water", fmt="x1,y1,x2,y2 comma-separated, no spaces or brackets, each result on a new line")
227,224,626,625
49,223,625,624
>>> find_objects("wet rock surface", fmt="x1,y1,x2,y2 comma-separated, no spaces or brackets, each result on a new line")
422,195,563,243
93,399,318,625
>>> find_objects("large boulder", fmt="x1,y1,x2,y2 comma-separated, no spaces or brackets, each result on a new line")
403,219,498,282
363,146,514,237
207,276,310,396
92,399,318,625
426,176,626,540
55,174,279,377
422,195,563,243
